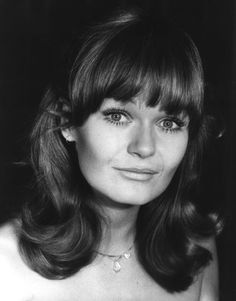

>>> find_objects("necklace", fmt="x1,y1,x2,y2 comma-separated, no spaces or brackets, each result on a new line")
95,244,134,273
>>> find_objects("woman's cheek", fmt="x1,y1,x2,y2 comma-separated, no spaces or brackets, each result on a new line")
163,136,188,172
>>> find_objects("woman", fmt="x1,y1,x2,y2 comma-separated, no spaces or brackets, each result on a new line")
0,8,220,301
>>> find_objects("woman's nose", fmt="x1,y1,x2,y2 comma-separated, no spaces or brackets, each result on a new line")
127,125,156,158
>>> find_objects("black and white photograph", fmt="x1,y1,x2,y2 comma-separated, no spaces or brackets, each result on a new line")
0,1,235,300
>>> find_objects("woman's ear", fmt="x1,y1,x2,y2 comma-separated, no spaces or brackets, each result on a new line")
60,100,76,142
61,128,76,142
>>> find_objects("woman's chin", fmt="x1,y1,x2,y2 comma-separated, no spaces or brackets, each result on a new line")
94,190,157,208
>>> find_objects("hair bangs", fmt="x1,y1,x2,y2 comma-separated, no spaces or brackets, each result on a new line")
71,27,153,122
92,39,146,104
71,15,203,130
141,38,204,130
103,40,204,133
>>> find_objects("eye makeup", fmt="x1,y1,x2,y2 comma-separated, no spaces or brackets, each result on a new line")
102,108,132,126
100,100,189,134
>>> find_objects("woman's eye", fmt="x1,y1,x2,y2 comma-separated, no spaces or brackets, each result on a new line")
158,117,186,133
110,113,123,122
162,120,174,129
102,109,131,126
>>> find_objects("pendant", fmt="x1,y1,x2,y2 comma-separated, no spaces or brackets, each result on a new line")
123,252,131,259
113,260,121,273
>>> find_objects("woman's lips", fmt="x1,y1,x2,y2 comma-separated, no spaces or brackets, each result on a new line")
114,167,159,181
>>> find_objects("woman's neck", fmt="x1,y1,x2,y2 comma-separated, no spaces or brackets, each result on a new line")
95,194,140,254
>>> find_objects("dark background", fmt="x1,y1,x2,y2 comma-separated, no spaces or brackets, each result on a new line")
0,1,235,300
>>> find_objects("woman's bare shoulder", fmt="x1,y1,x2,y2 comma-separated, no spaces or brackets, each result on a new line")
0,220,34,300
195,237,219,301
0,220,20,261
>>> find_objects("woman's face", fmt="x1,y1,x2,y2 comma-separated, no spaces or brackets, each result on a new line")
66,94,189,206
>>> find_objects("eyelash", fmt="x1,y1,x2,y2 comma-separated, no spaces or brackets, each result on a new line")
102,108,132,126
159,117,186,134
102,108,187,132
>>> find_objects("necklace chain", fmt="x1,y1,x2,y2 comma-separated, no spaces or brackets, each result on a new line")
95,244,134,273
96,244,133,258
